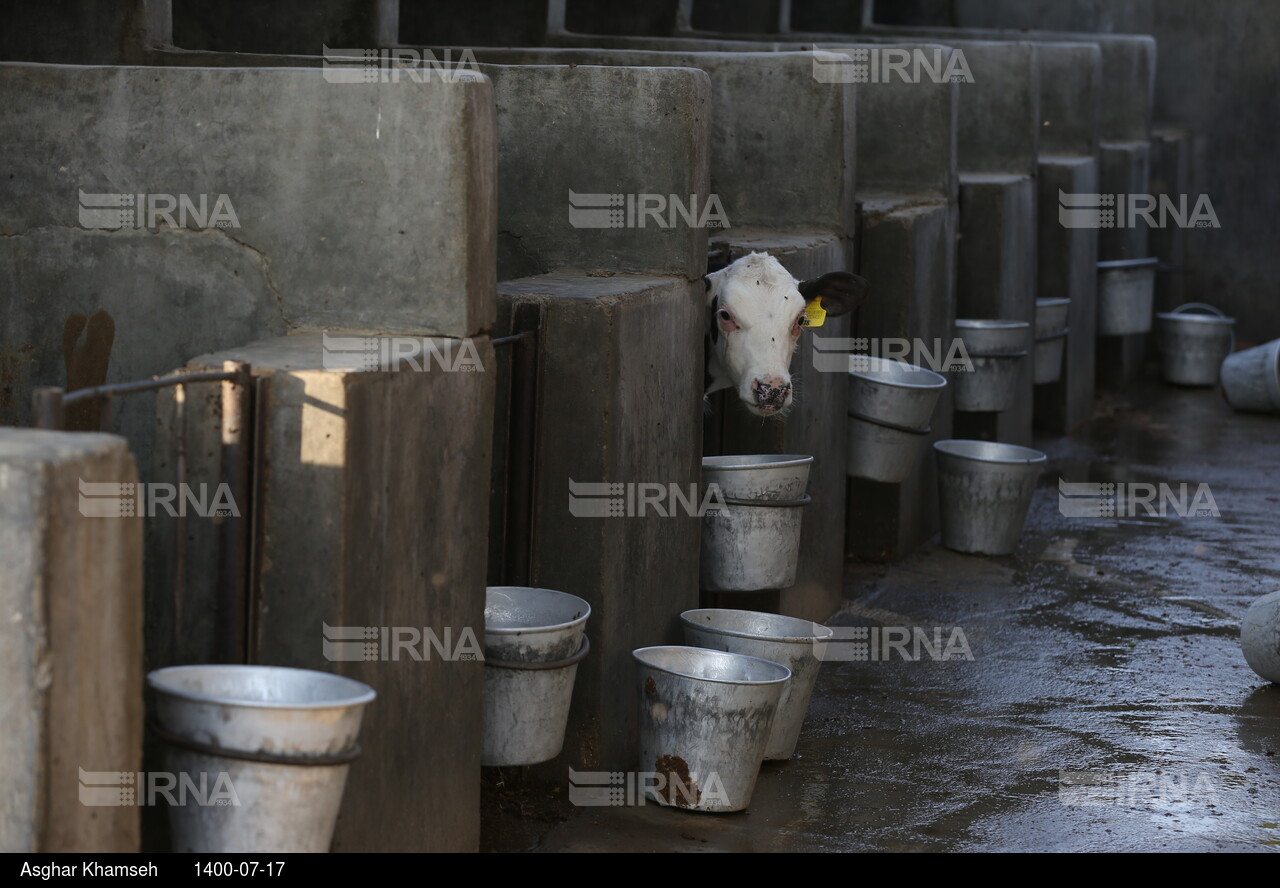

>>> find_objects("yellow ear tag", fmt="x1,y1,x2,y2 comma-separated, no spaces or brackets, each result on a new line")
802,301,827,328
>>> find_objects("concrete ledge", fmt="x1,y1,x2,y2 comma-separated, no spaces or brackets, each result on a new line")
1150,128,1192,315
1035,156,1099,433
1037,43,1101,157
171,332,495,852
0,429,142,852
847,196,957,560
955,173,1036,446
496,272,703,774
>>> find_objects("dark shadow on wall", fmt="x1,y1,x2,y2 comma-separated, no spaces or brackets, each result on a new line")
399,0,551,46
868,0,953,27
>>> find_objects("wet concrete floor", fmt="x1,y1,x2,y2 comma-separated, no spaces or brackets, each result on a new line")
524,382,1280,851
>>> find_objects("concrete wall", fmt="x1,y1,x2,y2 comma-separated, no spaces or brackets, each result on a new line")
167,333,494,853
484,64,708,772
473,50,856,620
0,429,143,852
465,50,855,242
483,62,711,280
904,2,1280,341
0,62,495,465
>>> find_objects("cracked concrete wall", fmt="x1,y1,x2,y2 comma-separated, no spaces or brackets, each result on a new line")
0,63,496,472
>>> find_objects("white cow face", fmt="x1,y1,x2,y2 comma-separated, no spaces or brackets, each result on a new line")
705,252,869,418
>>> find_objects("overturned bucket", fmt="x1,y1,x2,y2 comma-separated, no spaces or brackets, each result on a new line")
1034,298,1071,385
701,455,812,591
147,665,376,853
1097,258,1159,336
952,320,1031,412
846,356,946,483
1221,339,1280,415
935,439,1046,555
634,646,790,812
680,609,831,761
1156,303,1235,386
482,586,590,767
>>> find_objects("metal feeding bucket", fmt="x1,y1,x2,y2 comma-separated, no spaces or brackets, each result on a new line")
700,455,812,591
702,454,812,500
846,356,946,483
1097,258,1159,336
482,586,590,767
147,665,376,853
1221,339,1280,415
934,439,1046,555
680,609,832,761
1240,590,1280,684
952,320,1031,412
634,646,790,812
1156,303,1236,386
1034,298,1071,385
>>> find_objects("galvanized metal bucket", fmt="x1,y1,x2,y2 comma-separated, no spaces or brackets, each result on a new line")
847,355,948,430
1097,258,1159,336
702,454,812,501
1240,589,1280,684
845,414,933,483
700,497,809,591
147,665,376,853
952,320,1031,412
700,455,812,591
482,586,590,767
680,609,832,761
1221,339,1280,415
846,357,946,483
934,439,1047,555
1034,298,1071,385
634,646,790,812
1156,303,1236,386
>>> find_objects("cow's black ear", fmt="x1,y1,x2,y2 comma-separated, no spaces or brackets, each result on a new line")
799,272,869,318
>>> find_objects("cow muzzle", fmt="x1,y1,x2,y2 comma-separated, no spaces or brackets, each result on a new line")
750,377,792,415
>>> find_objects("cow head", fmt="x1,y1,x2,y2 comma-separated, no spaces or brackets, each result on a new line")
705,252,868,417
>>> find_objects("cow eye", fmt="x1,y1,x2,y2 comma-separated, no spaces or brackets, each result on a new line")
717,309,733,323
